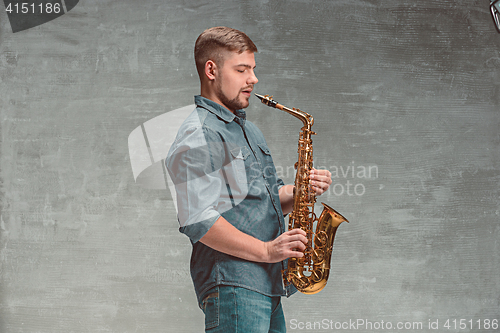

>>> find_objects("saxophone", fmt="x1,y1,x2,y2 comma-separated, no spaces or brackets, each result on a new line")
255,94,349,295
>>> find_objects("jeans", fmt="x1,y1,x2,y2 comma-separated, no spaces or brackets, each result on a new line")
201,286,286,332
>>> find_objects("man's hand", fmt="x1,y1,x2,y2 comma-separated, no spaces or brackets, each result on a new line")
278,168,332,215
200,217,308,263
310,168,332,196
263,228,308,263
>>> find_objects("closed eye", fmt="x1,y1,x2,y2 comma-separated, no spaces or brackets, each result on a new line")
235,64,255,73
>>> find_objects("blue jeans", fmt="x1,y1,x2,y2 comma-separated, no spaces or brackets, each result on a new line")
201,286,286,332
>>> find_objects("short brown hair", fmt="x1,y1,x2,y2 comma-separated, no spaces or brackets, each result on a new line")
194,26,258,78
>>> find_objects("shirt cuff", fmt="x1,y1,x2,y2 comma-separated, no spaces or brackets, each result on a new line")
179,213,221,244
277,177,285,191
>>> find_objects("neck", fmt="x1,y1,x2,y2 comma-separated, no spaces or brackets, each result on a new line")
200,82,235,113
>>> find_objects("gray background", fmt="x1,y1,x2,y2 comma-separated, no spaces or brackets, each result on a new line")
1,0,499,332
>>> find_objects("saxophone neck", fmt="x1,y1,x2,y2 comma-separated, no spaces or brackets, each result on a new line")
255,93,314,128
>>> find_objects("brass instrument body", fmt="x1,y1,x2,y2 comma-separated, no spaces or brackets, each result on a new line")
255,93,348,295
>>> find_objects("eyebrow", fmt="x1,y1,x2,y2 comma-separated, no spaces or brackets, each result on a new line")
234,64,256,69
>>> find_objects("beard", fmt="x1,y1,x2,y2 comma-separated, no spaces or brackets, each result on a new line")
215,79,251,112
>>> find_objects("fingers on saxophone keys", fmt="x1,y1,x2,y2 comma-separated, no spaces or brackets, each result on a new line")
289,241,306,257
287,228,307,237
287,230,307,246
311,183,327,195
310,170,332,185
291,240,306,252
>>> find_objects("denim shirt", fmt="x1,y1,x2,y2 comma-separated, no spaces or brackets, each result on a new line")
166,95,295,307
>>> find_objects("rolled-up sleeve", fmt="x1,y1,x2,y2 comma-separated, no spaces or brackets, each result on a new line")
165,123,228,243
165,113,248,243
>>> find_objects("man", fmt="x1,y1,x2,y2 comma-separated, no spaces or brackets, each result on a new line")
165,27,332,332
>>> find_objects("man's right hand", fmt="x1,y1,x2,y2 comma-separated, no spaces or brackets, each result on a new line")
200,217,308,264
263,228,308,263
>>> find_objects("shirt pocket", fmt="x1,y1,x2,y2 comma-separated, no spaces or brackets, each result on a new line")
257,142,277,180
230,146,251,184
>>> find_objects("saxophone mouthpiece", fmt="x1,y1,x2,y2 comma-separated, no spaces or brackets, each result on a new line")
254,93,277,108
254,93,265,101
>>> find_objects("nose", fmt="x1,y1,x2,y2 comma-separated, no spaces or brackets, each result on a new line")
249,69,258,85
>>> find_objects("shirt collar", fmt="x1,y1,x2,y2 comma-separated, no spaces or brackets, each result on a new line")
194,95,246,124
234,109,246,121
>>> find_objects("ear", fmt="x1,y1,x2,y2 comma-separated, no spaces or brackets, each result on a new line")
204,60,217,81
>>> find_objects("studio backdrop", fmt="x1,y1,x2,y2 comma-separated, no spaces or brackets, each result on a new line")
0,1,499,332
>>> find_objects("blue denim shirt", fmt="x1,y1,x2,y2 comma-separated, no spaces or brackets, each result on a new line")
166,96,295,307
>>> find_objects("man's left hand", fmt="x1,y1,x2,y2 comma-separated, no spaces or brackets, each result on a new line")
310,168,332,196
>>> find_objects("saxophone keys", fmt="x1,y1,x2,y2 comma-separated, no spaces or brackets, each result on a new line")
310,269,324,283
312,249,325,263
314,231,328,248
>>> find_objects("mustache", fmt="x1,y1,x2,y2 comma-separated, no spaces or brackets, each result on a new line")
240,86,254,92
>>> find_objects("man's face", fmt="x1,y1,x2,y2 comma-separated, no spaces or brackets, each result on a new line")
214,50,258,113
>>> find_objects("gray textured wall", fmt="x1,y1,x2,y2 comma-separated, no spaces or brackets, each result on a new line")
1,0,499,332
